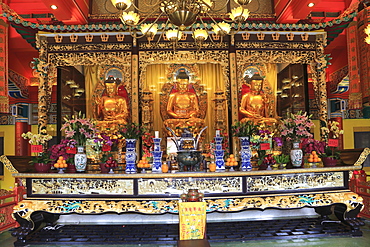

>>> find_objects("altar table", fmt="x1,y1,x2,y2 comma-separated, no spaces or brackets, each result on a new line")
8,164,365,243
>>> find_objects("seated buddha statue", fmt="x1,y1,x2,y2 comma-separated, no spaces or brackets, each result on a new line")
95,76,129,134
239,73,278,125
163,72,205,136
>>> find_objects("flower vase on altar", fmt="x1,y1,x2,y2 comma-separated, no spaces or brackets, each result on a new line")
151,137,163,173
74,146,87,172
290,141,303,167
214,134,225,172
239,137,252,171
125,139,137,173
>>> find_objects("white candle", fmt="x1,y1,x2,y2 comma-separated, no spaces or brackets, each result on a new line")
155,131,159,138
216,130,220,137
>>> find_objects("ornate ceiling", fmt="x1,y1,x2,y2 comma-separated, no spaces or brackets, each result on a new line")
3,0,355,24
1,0,360,77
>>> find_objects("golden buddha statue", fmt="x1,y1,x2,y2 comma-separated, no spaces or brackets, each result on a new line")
239,73,278,125
163,72,205,136
95,76,129,133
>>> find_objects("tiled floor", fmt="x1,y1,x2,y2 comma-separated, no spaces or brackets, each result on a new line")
1,218,369,247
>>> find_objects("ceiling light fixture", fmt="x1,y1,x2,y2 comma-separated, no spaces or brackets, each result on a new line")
307,3,315,8
50,5,58,10
110,0,252,50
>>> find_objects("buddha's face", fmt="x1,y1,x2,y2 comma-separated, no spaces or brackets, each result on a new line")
105,82,117,96
250,79,262,92
177,79,189,92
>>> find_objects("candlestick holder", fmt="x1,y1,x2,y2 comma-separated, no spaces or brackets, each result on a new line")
125,139,137,174
214,136,225,172
151,138,163,173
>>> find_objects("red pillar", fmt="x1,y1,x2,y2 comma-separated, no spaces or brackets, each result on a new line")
15,122,30,156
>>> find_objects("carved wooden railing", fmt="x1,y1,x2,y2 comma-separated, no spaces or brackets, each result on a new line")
0,185,25,233
350,170,370,219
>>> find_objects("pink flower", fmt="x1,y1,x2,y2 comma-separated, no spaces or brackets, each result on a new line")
279,111,315,140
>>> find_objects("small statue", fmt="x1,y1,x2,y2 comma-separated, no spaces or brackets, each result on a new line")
239,73,279,125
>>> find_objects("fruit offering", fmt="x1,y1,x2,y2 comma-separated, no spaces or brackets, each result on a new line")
226,154,238,167
54,156,68,169
137,157,150,169
105,157,118,169
209,162,216,172
262,154,276,166
308,151,321,163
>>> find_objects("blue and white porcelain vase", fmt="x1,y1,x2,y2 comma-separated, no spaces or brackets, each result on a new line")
151,138,163,173
290,141,303,167
214,136,225,172
125,139,137,174
74,146,87,172
239,137,252,171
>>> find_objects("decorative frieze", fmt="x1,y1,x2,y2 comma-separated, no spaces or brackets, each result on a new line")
247,172,344,192
48,43,131,52
13,191,362,218
138,177,242,195
31,178,134,195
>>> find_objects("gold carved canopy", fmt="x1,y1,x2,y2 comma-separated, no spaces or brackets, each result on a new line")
34,30,328,146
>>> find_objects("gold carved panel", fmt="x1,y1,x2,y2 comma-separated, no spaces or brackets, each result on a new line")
31,178,134,195
138,177,243,195
247,172,344,192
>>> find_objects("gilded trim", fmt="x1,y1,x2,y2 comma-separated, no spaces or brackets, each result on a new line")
354,148,370,166
0,155,18,173
13,166,361,179
13,192,362,223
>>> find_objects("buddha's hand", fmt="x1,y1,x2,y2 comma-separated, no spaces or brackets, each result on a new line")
189,111,199,118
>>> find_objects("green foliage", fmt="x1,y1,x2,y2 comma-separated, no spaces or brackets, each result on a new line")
273,154,290,164
100,153,114,163
231,121,258,137
320,146,341,160
29,152,53,165
118,122,146,139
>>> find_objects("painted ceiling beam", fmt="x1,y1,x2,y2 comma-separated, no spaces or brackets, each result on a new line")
40,0,89,24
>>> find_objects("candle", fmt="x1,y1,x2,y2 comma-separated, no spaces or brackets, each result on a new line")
155,131,159,138
216,130,220,137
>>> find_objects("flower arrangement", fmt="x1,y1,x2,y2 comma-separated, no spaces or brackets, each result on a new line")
321,120,344,141
320,121,344,160
61,112,97,146
273,137,283,147
250,128,272,160
301,138,326,155
279,111,315,142
320,120,343,160
118,122,146,139
231,120,259,137
94,132,118,151
49,139,74,164
22,129,52,145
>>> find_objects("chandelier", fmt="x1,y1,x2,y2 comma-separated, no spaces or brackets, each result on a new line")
110,0,252,49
